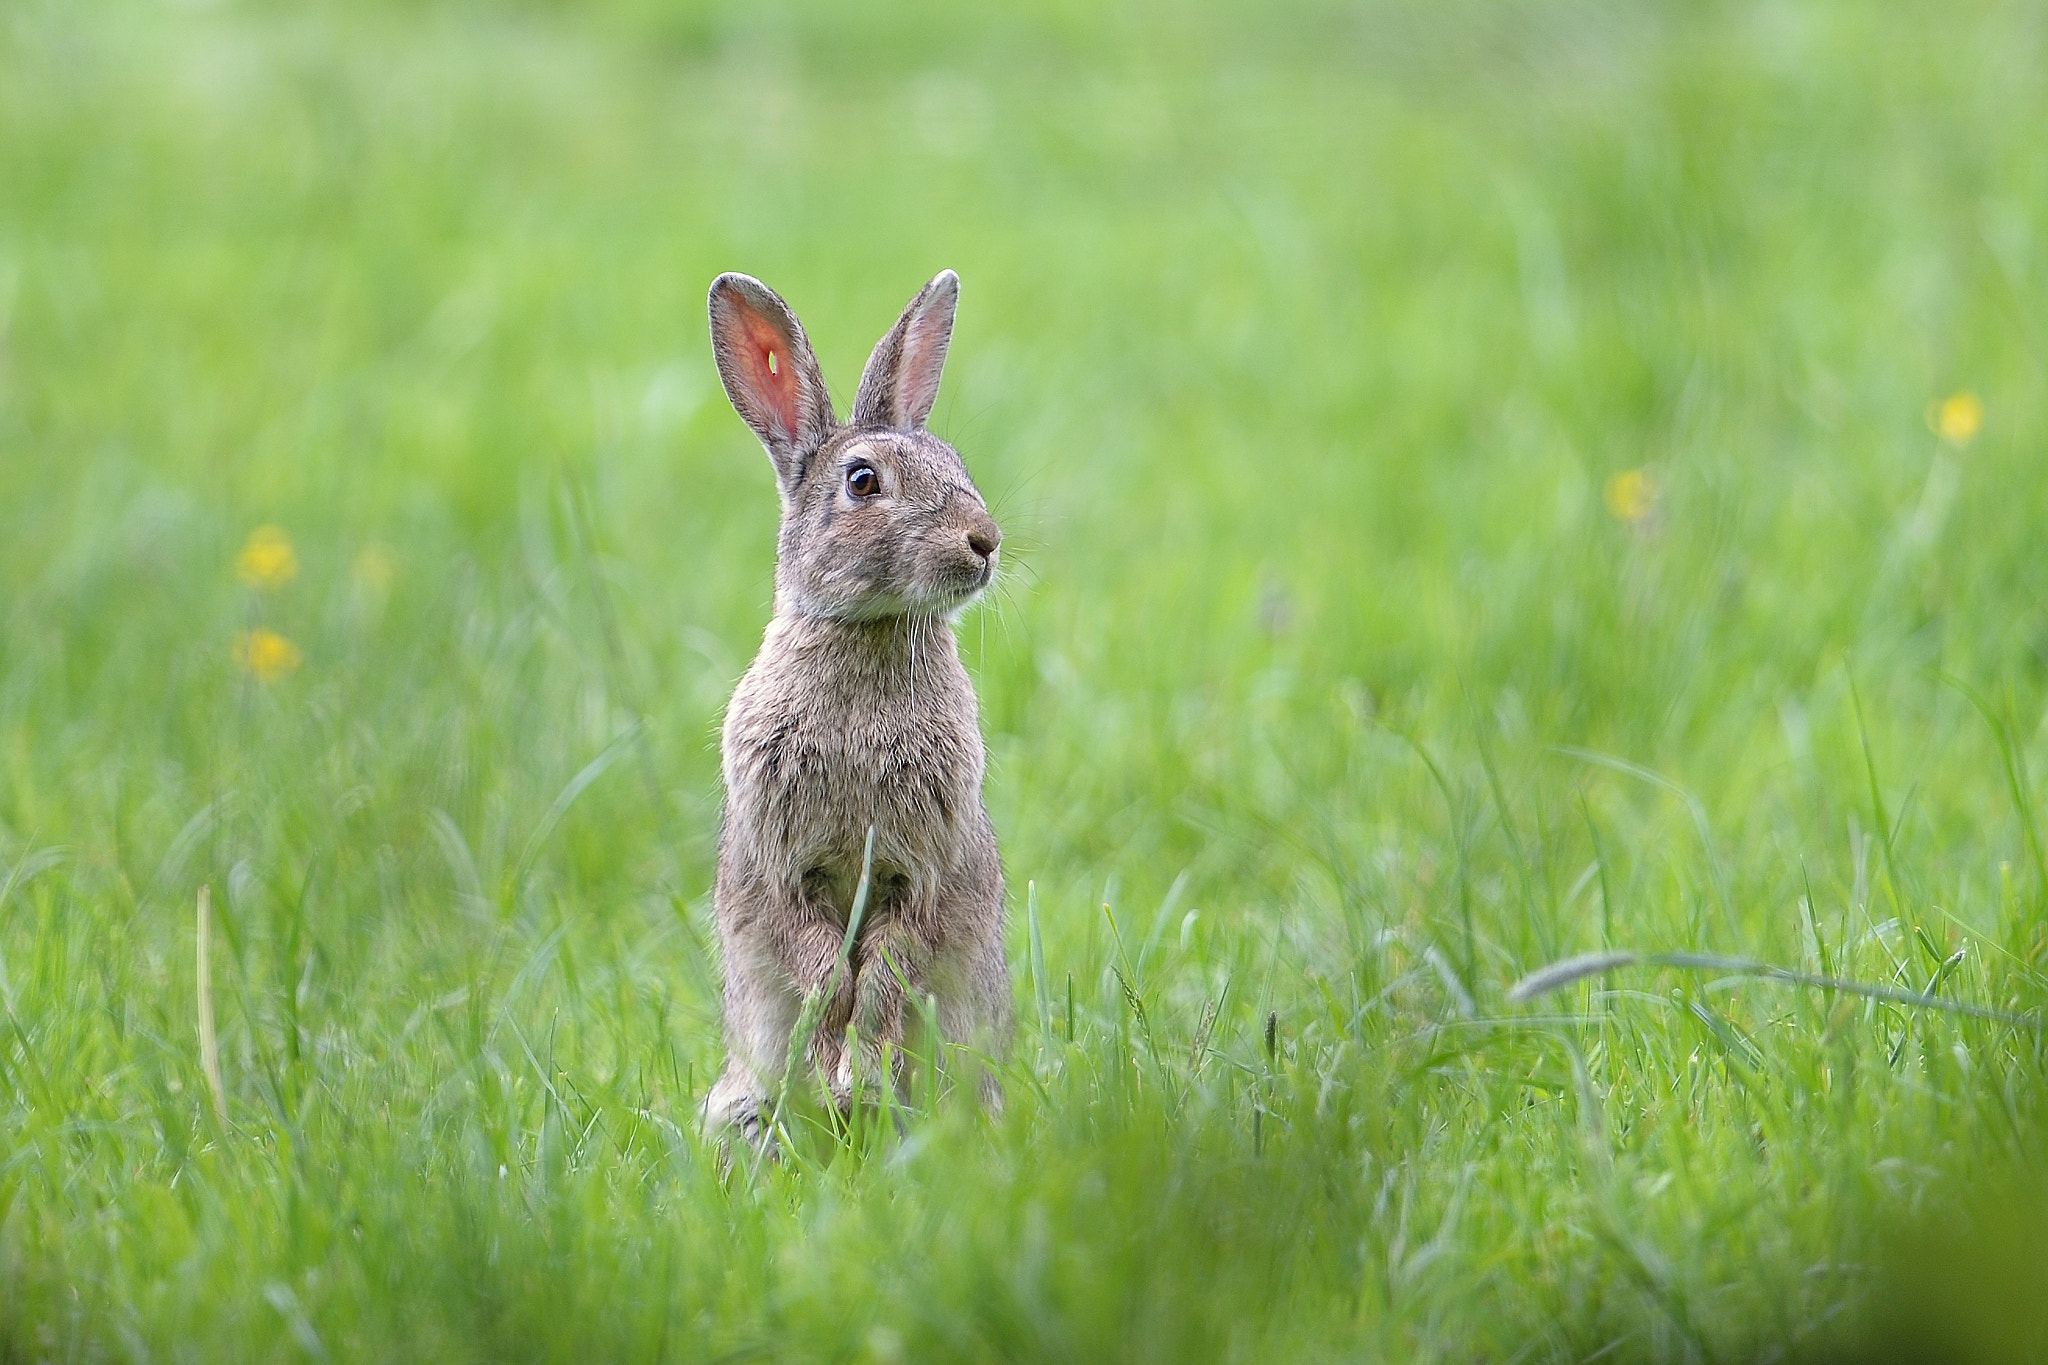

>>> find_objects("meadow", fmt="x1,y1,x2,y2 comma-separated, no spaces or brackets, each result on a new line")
3,0,2047,1359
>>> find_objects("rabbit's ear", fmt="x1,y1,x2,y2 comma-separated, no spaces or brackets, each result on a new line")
851,270,958,431
709,274,835,485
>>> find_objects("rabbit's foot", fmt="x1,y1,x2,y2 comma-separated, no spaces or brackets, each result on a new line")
703,1060,778,1151
828,1038,904,1110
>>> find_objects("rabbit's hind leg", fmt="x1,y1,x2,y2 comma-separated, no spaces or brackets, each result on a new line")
932,931,1013,1115
702,921,804,1143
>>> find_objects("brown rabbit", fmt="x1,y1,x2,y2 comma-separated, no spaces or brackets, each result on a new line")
700,270,1010,1139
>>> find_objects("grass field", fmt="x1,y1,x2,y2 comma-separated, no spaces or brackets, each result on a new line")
4,0,2048,1359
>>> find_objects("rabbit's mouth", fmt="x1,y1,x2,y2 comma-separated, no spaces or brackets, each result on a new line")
886,576,987,621
929,553,998,607
921,578,990,615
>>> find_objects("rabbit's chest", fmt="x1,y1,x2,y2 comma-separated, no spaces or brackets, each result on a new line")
722,661,984,884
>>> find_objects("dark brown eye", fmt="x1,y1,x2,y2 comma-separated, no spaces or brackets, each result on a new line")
846,465,880,498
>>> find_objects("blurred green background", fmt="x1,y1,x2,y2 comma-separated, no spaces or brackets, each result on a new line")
2,0,2046,1359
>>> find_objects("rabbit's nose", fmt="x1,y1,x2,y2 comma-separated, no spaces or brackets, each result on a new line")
967,526,1000,561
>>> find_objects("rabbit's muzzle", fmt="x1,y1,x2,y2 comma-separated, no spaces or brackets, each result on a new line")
928,506,1001,602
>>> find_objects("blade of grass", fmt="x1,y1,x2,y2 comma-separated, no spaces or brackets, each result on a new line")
1027,880,1050,1041
508,722,640,898
197,885,226,1126
1386,725,1477,982
1579,791,1615,951
1507,949,2036,1027
1551,747,1738,946
1848,672,1910,925
1466,683,1545,955
1942,672,2048,913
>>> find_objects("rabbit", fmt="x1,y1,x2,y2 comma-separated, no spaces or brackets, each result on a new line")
699,269,1011,1141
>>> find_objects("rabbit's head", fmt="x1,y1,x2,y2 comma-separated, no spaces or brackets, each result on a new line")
709,271,1000,623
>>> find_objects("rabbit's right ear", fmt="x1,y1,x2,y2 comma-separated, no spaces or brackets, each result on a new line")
851,270,958,431
708,274,835,487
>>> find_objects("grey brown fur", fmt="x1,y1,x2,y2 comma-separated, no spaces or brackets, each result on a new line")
702,270,1010,1138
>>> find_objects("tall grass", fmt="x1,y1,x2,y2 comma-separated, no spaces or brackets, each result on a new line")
2,0,2045,1358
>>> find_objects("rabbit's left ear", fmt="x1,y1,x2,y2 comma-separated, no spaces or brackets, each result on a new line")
852,270,958,431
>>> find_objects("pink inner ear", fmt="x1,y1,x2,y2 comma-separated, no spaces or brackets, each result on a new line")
737,310,801,442
889,295,951,426
901,326,938,397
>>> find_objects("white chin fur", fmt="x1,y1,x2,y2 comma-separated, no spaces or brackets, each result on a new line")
792,573,990,623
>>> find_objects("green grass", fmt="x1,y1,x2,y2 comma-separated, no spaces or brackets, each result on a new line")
4,0,2048,1359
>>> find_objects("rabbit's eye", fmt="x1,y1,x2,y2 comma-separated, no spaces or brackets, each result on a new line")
846,465,880,499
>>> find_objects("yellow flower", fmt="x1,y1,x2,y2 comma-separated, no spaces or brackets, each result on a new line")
1932,391,1982,447
236,525,299,590
233,627,303,683
1603,468,1658,524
